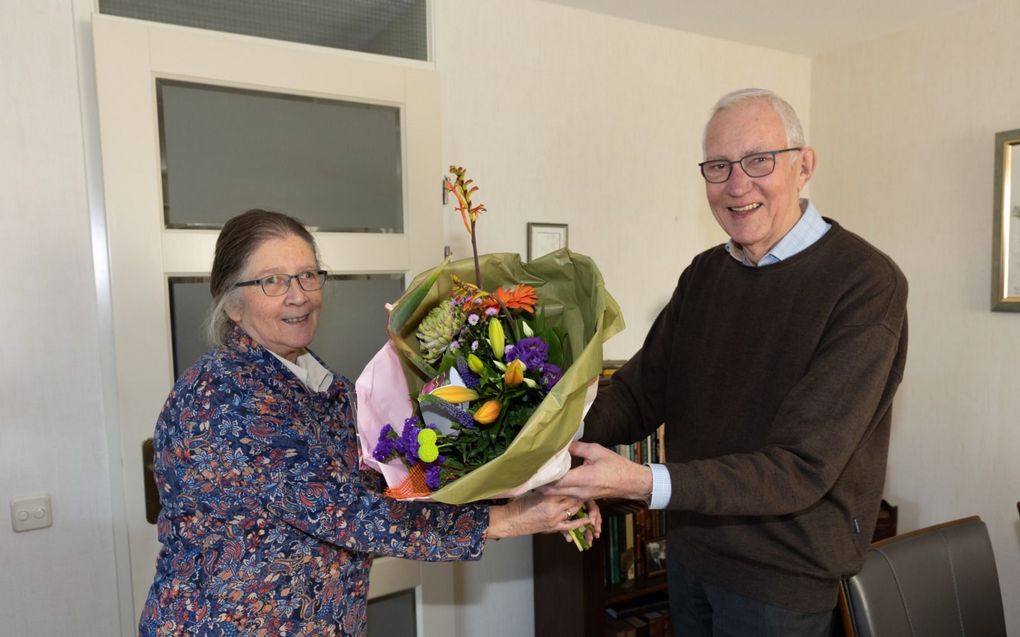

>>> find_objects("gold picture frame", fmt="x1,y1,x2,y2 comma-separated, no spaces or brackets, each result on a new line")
992,128,1020,311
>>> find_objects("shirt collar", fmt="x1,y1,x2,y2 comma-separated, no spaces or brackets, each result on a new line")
725,198,830,267
270,350,334,392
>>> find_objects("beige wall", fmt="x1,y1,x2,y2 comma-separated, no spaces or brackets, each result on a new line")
435,0,812,361
811,0,1020,630
8,0,1018,634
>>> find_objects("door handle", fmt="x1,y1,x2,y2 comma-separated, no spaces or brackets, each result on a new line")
142,438,162,524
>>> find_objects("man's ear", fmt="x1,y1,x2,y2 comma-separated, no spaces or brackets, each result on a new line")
797,146,816,187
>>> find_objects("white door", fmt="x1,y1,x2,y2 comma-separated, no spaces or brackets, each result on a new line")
91,14,452,633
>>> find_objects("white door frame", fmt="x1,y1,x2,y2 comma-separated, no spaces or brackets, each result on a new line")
90,13,449,634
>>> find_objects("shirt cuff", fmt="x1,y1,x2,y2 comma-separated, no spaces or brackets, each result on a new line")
646,463,671,510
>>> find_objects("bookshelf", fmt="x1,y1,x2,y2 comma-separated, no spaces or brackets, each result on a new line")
533,364,671,637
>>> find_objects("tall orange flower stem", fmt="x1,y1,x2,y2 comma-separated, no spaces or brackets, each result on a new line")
444,165,486,287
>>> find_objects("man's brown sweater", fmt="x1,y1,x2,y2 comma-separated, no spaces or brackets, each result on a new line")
584,219,908,612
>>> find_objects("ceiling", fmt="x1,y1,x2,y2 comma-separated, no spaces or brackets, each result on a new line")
539,0,981,55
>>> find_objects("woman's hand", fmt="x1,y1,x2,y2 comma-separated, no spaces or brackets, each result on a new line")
486,493,595,540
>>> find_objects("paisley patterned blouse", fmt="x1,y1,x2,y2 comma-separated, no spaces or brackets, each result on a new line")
139,326,488,636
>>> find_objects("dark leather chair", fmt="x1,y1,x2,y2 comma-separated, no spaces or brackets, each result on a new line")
838,516,1006,637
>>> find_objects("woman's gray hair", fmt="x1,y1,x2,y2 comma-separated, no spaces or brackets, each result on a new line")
204,209,319,348
702,88,806,154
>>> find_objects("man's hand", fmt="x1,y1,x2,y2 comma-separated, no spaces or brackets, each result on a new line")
540,441,653,502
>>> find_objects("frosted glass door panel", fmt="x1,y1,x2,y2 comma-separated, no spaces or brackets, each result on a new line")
99,0,427,61
158,80,403,232
169,274,404,378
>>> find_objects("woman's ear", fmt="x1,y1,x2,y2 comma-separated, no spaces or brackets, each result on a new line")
225,294,244,324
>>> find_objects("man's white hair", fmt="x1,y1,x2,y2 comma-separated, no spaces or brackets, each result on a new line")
702,88,805,155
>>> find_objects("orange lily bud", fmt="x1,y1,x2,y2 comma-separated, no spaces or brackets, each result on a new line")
503,359,526,387
473,400,501,425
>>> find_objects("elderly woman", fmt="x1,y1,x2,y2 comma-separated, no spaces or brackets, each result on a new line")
139,209,593,636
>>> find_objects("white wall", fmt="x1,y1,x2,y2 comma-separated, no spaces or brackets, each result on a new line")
0,1,122,635
434,2,810,634
810,0,1020,631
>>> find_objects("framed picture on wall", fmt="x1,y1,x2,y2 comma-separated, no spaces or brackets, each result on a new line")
992,128,1020,311
527,222,568,261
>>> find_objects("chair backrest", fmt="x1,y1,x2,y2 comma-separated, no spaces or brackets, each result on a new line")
839,516,1006,637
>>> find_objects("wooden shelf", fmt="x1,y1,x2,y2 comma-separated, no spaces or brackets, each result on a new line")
605,572,667,606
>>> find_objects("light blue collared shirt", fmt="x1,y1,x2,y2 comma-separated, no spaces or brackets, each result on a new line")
723,199,830,267
645,198,831,509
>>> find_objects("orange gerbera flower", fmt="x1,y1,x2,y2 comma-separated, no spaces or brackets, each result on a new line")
494,284,538,313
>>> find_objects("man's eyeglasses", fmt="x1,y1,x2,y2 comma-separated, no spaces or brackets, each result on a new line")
234,270,327,297
698,147,801,183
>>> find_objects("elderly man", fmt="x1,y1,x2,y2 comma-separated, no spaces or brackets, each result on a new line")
545,89,908,636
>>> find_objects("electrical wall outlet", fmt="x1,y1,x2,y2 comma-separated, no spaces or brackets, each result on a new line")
10,493,53,532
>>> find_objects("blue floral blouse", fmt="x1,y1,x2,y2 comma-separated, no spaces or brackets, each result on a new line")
139,326,488,636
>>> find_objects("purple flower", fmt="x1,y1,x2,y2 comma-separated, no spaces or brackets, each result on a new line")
425,462,443,490
484,307,498,317
373,424,397,461
397,417,423,464
508,336,549,370
468,314,480,326
455,358,481,389
540,362,562,390
427,396,477,430
450,406,476,430
471,340,479,351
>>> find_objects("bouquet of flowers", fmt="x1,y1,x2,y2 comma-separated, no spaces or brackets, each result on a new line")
356,167,623,515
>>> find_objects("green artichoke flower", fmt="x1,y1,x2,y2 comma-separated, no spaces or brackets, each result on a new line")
416,299,465,363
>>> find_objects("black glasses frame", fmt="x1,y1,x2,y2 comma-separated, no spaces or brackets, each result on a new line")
698,147,802,183
234,270,328,296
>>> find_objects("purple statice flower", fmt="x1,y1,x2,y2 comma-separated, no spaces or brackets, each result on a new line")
471,340,479,351
425,461,444,490
397,416,423,464
508,336,549,370
467,313,480,326
540,362,562,390
372,424,397,462
484,307,498,317
455,358,481,389
448,340,460,352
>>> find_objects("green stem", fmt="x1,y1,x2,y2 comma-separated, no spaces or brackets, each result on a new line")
494,298,520,342
568,507,591,551
470,221,481,288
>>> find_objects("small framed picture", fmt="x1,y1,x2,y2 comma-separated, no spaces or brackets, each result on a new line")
644,538,666,576
527,222,568,261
